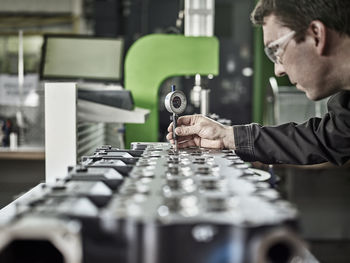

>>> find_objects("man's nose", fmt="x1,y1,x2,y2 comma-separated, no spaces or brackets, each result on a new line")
274,63,286,77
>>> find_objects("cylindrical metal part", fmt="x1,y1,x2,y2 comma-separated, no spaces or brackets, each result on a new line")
0,216,83,263
200,89,210,116
191,74,202,107
250,228,305,263
185,0,215,37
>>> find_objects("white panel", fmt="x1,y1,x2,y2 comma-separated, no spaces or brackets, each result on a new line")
77,100,149,123
45,82,77,183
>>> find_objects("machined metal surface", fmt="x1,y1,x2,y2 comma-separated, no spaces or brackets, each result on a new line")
108,143,297,226
0,143,311,263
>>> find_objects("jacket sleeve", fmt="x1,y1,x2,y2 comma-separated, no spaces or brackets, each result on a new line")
233,91,350,166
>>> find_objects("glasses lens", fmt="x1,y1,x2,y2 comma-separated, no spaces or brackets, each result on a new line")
264,31,295,64
264,46,278,64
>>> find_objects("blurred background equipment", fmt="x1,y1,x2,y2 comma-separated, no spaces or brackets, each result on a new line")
263,77,328,126
40,35,124,82
0,1,349,262
44,82,149,183
0,0,85,210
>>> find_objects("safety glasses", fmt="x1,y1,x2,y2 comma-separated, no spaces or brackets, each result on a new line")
264,31,295,64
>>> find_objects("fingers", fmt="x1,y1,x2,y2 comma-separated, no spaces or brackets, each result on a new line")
177,135,194,142
177,115,196,126
168,136,222,149
175,124,201,136
168,138,194,148
177,140,197,148
200,138,223,149
168,114,198,132
166,131,173,141
167,114,204,149
167,133,194,144
167,122,173,132
167,135,221,149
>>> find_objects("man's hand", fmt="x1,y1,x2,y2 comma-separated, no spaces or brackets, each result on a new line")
166,114,235,149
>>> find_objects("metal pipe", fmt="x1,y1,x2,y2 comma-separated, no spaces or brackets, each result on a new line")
200,89,210,116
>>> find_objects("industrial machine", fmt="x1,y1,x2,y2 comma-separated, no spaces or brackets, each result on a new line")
0,142,310,263
124,34,219,146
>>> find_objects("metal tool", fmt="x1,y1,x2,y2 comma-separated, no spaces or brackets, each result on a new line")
164,85,187,152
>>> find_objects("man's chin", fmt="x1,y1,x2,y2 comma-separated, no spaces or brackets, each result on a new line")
305,92,317,101
296,84,334,101
295,84,305,93
305,90,330,101
296,85,319,101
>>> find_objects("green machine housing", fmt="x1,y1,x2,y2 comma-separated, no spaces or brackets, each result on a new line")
124,34,219,147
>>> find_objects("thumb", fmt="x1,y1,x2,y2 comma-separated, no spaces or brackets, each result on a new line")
175,125,200,136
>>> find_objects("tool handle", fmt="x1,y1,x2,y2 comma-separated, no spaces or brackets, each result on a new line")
173,113,178,139
172,113,178,151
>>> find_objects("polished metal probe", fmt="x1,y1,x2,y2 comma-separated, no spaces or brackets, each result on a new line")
173,112,178,152
164,85,187,154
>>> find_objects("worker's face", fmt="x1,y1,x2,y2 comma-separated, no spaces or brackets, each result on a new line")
263,15,335,100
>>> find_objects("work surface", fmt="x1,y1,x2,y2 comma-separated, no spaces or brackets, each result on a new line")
0,143,319,263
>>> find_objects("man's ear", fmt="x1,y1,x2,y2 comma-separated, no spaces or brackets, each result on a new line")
308,20,327,55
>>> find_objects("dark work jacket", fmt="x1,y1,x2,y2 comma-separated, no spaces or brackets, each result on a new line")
233,90,350,166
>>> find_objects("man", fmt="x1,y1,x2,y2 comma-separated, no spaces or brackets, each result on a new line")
167,0,350,166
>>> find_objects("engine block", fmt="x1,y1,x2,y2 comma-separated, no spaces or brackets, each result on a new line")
0,143,306,263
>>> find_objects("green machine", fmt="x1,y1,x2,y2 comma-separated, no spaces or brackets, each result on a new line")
124,34,219,147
